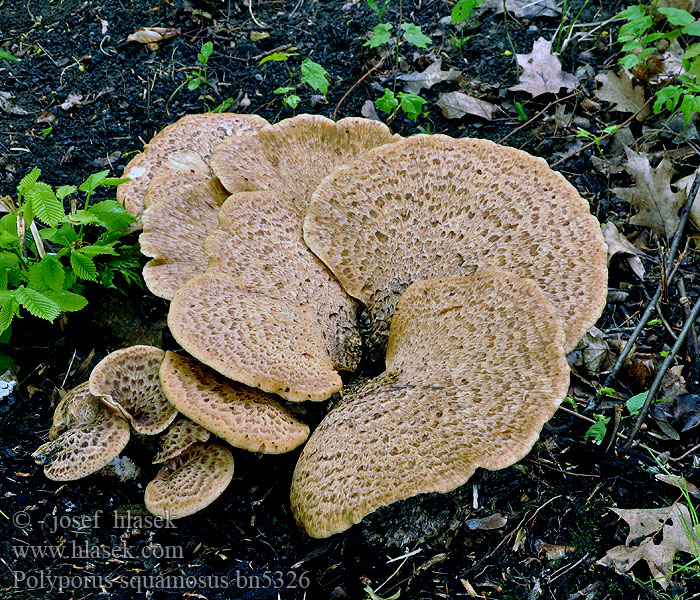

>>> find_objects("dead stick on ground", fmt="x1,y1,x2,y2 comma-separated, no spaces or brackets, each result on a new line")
333,58,385,121
497,92,579,145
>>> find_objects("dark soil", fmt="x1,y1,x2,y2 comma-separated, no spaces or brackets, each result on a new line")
2,0,700,599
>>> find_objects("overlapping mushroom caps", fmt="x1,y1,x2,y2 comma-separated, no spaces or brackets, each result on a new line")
304,134,608,353
291,269,570,538
117,112,268,219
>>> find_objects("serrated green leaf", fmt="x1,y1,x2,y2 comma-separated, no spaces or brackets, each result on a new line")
42,289,88,312
364,23,392,48
27,182,64,227
75,244,118,257
87,200,136,231
70,251,97,281
43,223,79,246
0,253,19,269
40,255,66,290
401,23,432,49
301,59,330,96
15,286,61,321
56,185,77,200
27,262,46,290
67,210,99,225
17,168,41,200
79,170,110,193
0,297,18,334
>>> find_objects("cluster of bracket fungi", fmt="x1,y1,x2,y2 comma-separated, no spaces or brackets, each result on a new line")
34,113,609,538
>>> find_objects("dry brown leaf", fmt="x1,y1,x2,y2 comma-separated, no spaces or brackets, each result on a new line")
568,326,614,378
0,91,28,115
127,27,179,44
509,38,578,97
482,0,560,18
437,91,498,120
675,169,700,230
398,58,461,94
594,71,650,119
655,474,700,496
599,503,700,588
613,147,685,239
601,222,645,279
59,93,84,111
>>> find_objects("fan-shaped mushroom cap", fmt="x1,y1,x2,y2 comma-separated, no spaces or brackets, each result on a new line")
140,177,229,300
290,269,570,538
168,273,341,402
33,383,130,481
159,351,309,453
210,114,399,213
89,346,177,435
144,442,234,519
143,168,212,210
304,134,608,353
153,416,211,464
117,113,268,218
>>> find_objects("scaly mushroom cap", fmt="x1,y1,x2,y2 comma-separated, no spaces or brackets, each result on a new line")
168,273,341,402
117,113,268,218
143,168,212,210
89,346,178,435
290,269,570,538
33,383,130,481
140,177,229,300
144,442,234,519
159,352,309,454
209,114,399,213
153,416,211,464
304,134,608,353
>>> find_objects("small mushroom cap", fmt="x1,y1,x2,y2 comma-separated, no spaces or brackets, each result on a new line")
290,269,570,538
168,272,342,402
89,346,178,435
117,113,268,218
210,114,399,213
153,416,210,464
140,177,229,299
33,384,130,481
304,134,608,353
159,351,309,454
144,442,234,519
205,191,361,372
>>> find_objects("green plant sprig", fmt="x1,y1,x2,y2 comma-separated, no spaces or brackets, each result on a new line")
259,52,331,111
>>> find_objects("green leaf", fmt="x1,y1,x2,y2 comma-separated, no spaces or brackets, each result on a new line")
188,76,202,91
626,391,648,414
67,210,99,225
615,5,647,20
619,54,640,69
70,252,97,281
0,48,19,62
17,168,41,200
87,200,136,231
584,420,607,444
74,244,118,257
43,223,79,246
658,7,695,27
15,286,61,321
197,40,214,64
259,51,298,65
0,253,19,270
56,185,77,201
375,88,399,114
400,23,432,49
42,289,88,312
100,177,130,187
451,0,483,23
654,85,682,114
27,182,64,227
40,255,66,290
397,92,427,120
283,95,300,109
274,86,296,95
0,297,18,334
364,23,393,48
682,23,700,37
79,170,109,193
300,59,331,96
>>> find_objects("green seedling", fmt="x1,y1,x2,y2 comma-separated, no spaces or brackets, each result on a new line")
514,101,528,122
576,125,618,154
585,415,610,444
374,88,427,122
259,52,330,111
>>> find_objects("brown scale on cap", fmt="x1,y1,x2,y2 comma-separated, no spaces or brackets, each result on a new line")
89,346,178,435
33,382,130,481
209,114,400,213
117,113,268,219
304,134,608,354
203,190,361,372
290,269,570,538
153,416,211,464
144,442,234,519
140,177,229,300
159,352,309,454
168,273,341,402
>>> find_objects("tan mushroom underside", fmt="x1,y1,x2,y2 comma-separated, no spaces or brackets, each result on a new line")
291,269,570,538
89,345,177,435
145,442,234,519
153,416,211,464
33,383,130,481
304,134,608,353
117,113,268,219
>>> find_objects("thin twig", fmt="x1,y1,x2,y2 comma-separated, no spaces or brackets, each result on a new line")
248,0,267,28
498,92,579,144
333,58,386,121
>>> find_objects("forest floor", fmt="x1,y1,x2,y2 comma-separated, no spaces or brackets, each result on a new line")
1,0,700,599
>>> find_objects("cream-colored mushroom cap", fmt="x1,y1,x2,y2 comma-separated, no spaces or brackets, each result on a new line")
304,134,608,353
168,273,341,402
159,352,309,454
33,382,130,481
117,113,268,218
290,269,570,538
153,416,211,464
140,177,229,300
144,442,234,519
89,346,177,435
209,114,399,213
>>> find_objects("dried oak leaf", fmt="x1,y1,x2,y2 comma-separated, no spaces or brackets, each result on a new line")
599,503,700,588
594,71,650,119
437,92,498,120
127,27,179,44
509,38,578,98
601,222,645,280
397,59,461,95
482,0,560,18
613,147,684,239
675,169,700,231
